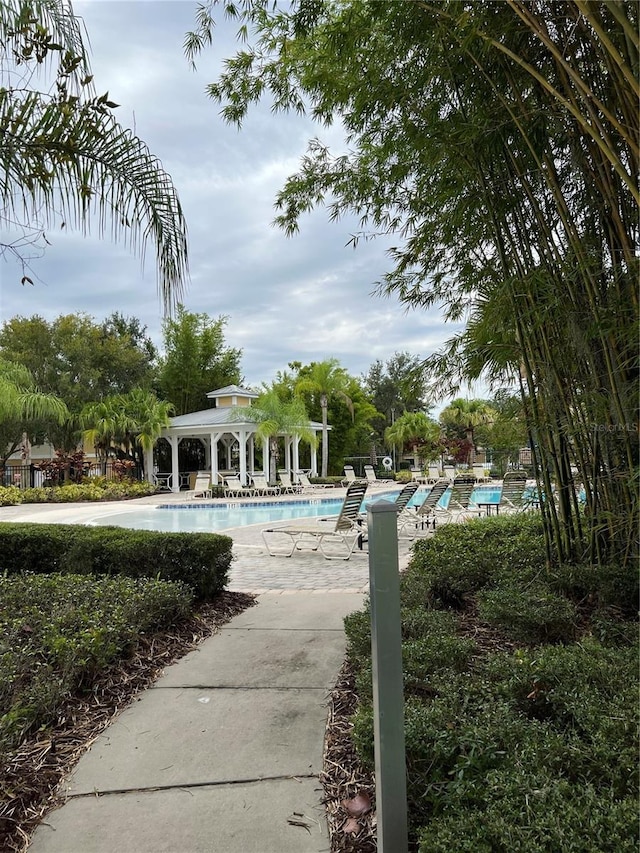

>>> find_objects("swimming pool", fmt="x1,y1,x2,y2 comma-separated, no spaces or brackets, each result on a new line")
89,486,502,534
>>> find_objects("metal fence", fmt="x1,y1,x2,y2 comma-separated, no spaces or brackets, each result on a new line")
1,462,143,488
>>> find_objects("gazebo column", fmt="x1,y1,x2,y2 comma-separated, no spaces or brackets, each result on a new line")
283,436,292,475
292,436,300,477
209,431,224,486
169,435,180,492
239,430,248,485
262,437,270,480
230,430,249,485
248,434,255,477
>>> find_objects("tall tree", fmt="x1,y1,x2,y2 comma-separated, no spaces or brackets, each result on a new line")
0,0,188,306
81,389,172,473
384,411,441,464
295,359,353,478
0,358,68,467
439,399,496,466
187,0,638,566
365,353,429,419
236,388,315,483
157,306,243,416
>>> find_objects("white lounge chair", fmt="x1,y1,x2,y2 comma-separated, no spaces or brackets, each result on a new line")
473,464,490,483
185,472,212,499
250,474,280,496
443,465,456,482
341,465,359,486
426,464,441,484
397,480,450,538
363,465,393,488
433,477,481,524
262,481,368,560
224,475,256,498
278,471,302,494
295,471,334,491
498,471,529,513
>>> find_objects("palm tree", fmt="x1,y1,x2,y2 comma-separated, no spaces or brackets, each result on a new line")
385,412,441,465
237,390,316,484
81,390,173,474
0,359,68,467
295,359,353,477
0,1,188,310
439,399,496,466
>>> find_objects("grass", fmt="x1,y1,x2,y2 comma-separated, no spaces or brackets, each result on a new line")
343,513,639,852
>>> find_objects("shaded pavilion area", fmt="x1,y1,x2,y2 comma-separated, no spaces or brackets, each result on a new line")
144,385,324,492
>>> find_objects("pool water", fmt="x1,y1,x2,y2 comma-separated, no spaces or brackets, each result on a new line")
89,487,502,534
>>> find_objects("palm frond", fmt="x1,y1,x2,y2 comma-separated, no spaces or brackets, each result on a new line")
0,88,188,310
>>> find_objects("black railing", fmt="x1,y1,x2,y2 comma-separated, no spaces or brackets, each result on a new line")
1,462,143,488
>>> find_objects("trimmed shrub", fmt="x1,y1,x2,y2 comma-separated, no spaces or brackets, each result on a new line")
550,561,639,615
0,523,232,600
0,486,23,506
403,513,549,609
477,584,577,643
343,512,638,850
0,480,158,506
0,572,193,752
417,773,639,853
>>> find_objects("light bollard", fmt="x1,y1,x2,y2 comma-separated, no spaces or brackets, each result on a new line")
366,501,409,853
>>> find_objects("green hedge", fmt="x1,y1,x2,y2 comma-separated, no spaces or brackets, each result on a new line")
0,480,158,505
0,523,232,601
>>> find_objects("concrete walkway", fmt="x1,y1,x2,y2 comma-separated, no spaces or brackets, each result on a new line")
27,591,363,853
1,493,414,852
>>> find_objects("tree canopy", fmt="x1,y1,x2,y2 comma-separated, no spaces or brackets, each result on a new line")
0,312,158,448
187,0,638,566
1,0,188,307
157,306,243,416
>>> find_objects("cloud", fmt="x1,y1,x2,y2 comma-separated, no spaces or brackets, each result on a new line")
0,0,463,404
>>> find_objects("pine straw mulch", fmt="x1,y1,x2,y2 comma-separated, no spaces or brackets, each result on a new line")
0,591,256,853
321,659,377,853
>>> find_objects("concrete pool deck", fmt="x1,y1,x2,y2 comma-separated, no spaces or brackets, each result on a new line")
4,489,417,852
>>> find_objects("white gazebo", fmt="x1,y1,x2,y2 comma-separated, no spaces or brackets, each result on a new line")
144,385,325,492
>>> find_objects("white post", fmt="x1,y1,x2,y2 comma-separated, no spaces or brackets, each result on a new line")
293,435,300,477
262,436,269,480
238,430,248,486
170,435,179,493
210,432,219,487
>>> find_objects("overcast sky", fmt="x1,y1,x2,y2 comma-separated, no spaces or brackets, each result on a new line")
0,0,467,403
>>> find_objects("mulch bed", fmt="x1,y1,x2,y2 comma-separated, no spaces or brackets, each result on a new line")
321,660,377,853
0,591,256,853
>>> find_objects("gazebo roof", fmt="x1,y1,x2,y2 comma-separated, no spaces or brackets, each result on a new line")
166,407,325,432
206,384,259,400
